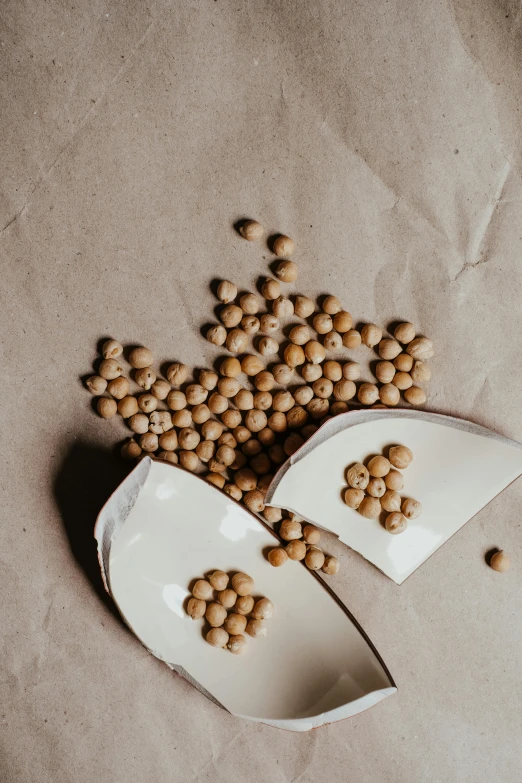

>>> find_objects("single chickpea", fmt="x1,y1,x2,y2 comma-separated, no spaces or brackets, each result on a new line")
86,375,108,395
323,330,343,351
323,361,343,382
129,347,153,369
286,540,307,560
177,428,200,451
280,518,303,541
220,357,242,378
394,354,414,373
301,423,318,439
361,324,382,348
376,361,396,384
216,589,237,609
252,391,272,411
411,361,431,383
216,379,240,401
240,293,260,315
344,487,365,508
343,329,362,349
231,572,254,596
187,597,206,620
192,579,214,600
381,490,402,513
333,379,356,401
186,384,207,406
490,551,511,572
394,322,416,344
304,340,326,364
234,595,254,615
358,496,382,519
231,390,252,411
250,452,272,475
333,311,353,333
275,260,298,283
258,336,279,356
180,450,200,472
107,376,130,400
272,296,294,318
307,398,329,419
240,355,262,377
220,410,240,430
260,315,280,336
385,470,404,491
121,440,142,461
224,613,247,635
97,397,117,419
294,386,314,406
385,512,407,534
358,383,379,405
305,548,325,570
268,443,286,463
322,295,342,315
367,456,391,478
226,329,249,354
261,278,281,301
159,430,178,451
341,363,360,383
346,463,370,490
196,440,215,463
289,324,311,345
217,280,237,303
406,337,434,360
158,450,178,463
193,404,212,425
246,618,268,638
322,556,340,575
205,472,226,489
268,547,288,567
294,295,315,318
128,413,149,434
379,384,400,406
242,439,262,457
241,315,260,335
216,444,236,467
286,405,308,428
102,339,123,360
263,505,282,522
224,483,242,501
313,313,333,335
244,409,267,433
272,390,294,412
234,426,252,444
254,370,275,391
313,378,333,399
273,363,294,384
273,234,295,257
388,445,413,469
239,219,264,241
167,390,187,414
284,433,304,456
227,634,247,654
135,367,156,391
330,401,348,416
234,468,257,491
301,363,323,383
378,339,402,360
138,394,157,414
402,498,422,519
149,410,173,434
367,477,386,497
252,598,274,620
151,379,172,399
220,304,243,328
206,627,229,648
283,344,304,368
391,372,412,391
99,358,123,380
404,385,427,406
258,428,276,447
206,324,227,346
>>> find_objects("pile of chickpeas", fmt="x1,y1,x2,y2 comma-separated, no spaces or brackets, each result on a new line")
343,445,422,534
85,220,433,556
267,519,339,574
187,570,273,653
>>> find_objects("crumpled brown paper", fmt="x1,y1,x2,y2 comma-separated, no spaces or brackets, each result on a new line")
1,1,521,781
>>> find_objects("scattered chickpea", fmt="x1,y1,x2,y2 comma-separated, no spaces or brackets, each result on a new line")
301,364,323,384
358,383,379,405
407,337,434,360
307,397,329,419
235,468,257,491
280,518,303,541
367,477,386,498
240,293,260,314
193,403,212,424
196,440,215,463
401,498,422,519
284,343,305,368
244,409,267,433
361,324,382,348
261,278,281,301
252,391,272,412
304,340,325,364
192,579,213,601
275,259,298,283
322,361,342,382
149,411,173,434
263,505,282,522
322,295,342,315
346,463,370,490
139,432,159,452
381,490,402,513
186,384,207,405
231,572,254,596
367,456,391,478
286,540,307,560
220,410,241,429
259,336,279,356
392,372,413,391
294,295,315,318
219,358,240,378
239,220,264,241
260,314,280,335
283,433,304,456
187,597,206,620
268,443,286,463
138,394,157,413
394,353,414,372
393,322,415,344
376,361,396,384
226,328,249,354
302,524,321,544
246,618,268,638
243,489,265,513
224,613,247,635
217,377,240,398
102,339,123,360
179,450,200,472
344,487,365,508
268,547,288,567
289,324,311,345
313,313,333,335
107,376,130,399
217,280,238,303
411,361,431,383
172,409,192,427
271,390,293,413
220,304,243,328
227,634,247,654
208,391,229,415
206,627,229,648
293,386,314,406
333,311,352,333
388,445,413,469
151,379,172,400
379,383,400,406
286,405,308,429
205,472,226,489
241,315,260,335
158,450,178,463
385,512,407,534
301,424,318,439
121,439,142,461
490,550,511,573
252,598,274,620
322,556,340,575
99,358,123,380
330,401,348,415
167,363,189,386
358,496,382,519
272,296,294,319
215,589,236,609
206,324,227,346
128,413,150,434
273,235,295,257
129,347,153,369
224,483,242,501
97,397,118,419
343,329,362,349
333,379,356,401
159,430,178,451
385,469,404,491
305,548,325,570
86,375,108,395
378,339,402,360
312,378,333,399
234,426,252,444
135,367,156,390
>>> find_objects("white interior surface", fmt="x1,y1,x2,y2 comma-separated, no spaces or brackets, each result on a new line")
99,459,395,730
267,411,522,585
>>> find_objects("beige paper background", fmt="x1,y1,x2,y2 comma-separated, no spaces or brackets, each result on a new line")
1,1,521,780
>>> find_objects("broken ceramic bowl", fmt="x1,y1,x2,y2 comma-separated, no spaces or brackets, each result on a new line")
95,457,396,731
266,410,522,585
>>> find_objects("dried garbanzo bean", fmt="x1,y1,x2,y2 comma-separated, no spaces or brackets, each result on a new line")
239,293,260,315
490,551,511,572
404,385,427,405
346,463,370,490
234,426,251,444
220,357,241,378
149,411,173,434
323,361,343,382
301,363,323,382
128,413,149,434
294,295,315,318
242,439,262,457
304,340,325,364
268,412,287,433
358,496,382,519
313,313,333,334
129,347,153,369
118,396,139,418
192,403,211,424
273,234,295,257
99,358,123,380
275,259,298,282
102,339,123,360
330,401,348,415
378,339,402,360
284,433,304,456
388,445,413,469
343,329,362,349
301,424,318,439
341,362,360,382
305,548,325,570
242,315,260,335
167,390,186,412
407,337,434,360
217,280,237,303
158,430,177,451
280,518,303,541
235,468,257,491
231,573,254,596
294,385,314,405
322,295,342,315
379,383,400,406
333,379,356,401
246,618,268,637
241,355,263,377
286,405,308,428
235,595,254,614
107,376,130,399
218,589,237,608
86,375,108,395
259,336,279,356
226,328,249,354
313,378,333,399
139,432,159,452
358,383,379,405
344,487,365,508
272,296,294,318
232,389,252,411
121,439,142,460
367,477,386,497
393,353,414,373
138,394,157,413
289,324,311,345
261,278,281,300
206,602,227,627
367,456,390,478
381,490,402,513
97,397,117,419
253,391,272,410
254,370,275,391
224,483,242,501
215,444,235,467
323,330,342,351
301,524,320,544
220,304,243,328
252,598,273,620
385,512,407,534
206,324,227,346
402,497,422,519
322,556,340,575
227,634,247,654
186,384,207,405
196,440,215,463
158,450,178,463
361,324,382,348
167,362,189,385
263,505,282,522
268,547,288,567
260,314,280,335
273,390,294,412
179,450,200,471
178,428,200,450
217,377,240,398
393,322,415,343
208,570,229,591
206,627,229,648
244,409,267,433
268,443,286,463
307,398,329,419
187,597,206,620
151,379,171,400
193,579,213,600
376,361,395,384
258,427,276,446
286,540,307,560
205,472,226,489
224,613,247,635
411,361,431,383
239,220,264,241
284,344,305,368
384,470,403,491
333,311,352,333
135,366,156,390
220,410,240,430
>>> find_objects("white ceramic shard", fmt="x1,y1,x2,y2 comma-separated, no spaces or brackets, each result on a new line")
266,410,522,585
95,457,396,731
